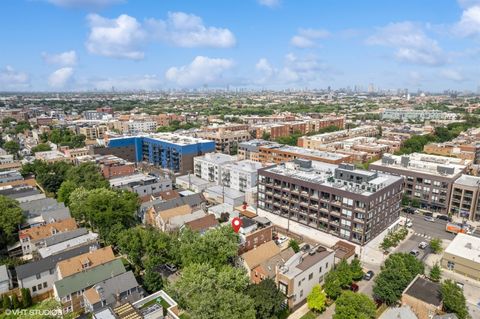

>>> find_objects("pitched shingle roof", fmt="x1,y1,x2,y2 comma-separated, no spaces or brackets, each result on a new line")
57,246,116,278
19,218,77,241
15,244,93,280
54,259,125,298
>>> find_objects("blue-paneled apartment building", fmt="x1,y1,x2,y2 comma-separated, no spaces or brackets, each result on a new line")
106,133,215,174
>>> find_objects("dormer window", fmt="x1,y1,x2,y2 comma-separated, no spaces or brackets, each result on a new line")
81,258,91,269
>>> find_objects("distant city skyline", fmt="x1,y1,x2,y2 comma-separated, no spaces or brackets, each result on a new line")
1,0,480,92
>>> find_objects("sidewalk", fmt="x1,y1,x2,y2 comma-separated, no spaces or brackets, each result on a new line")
287,303,309,319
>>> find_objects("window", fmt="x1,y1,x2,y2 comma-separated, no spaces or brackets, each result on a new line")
32,286,37,292
36,274,41,280
43,282,47,288
300,290,304,298
49,269,55,275
319,266,322,273
37,284,42,290
298,281,301,287
309,273,313,280
325,262,329,269
447,261,455,270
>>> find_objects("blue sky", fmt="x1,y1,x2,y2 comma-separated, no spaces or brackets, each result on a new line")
1,0,480,91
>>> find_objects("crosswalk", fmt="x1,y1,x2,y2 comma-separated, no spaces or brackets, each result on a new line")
413,232,432,240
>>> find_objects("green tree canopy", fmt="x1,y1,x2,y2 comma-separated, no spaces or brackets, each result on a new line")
30,143,51,154
333,291,376,319
142,268,163,293
323,270,342,300
307,284,327,313
169,263,255,319
288,239,300,253
21,160,73,194
178,226,239,269
3,140,20,156
441,280,469,319
0,195,24,248
429,238,443,254
69,187,139,239
246,279,285,319
429,263,442,283
350,258,364,281
373,253,424,305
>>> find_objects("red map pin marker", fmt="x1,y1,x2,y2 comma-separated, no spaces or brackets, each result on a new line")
231,217,242,233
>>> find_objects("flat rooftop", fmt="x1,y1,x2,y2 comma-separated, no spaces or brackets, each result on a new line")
262,143,350,161
371,153,469,178
224,160,263,173
109,173,159,187
404,276,442,307
110,133,214,146
262,160,401,196
454,174,480,188
445,233,480,263
195,153,236,165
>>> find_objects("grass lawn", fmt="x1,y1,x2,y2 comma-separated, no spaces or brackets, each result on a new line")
179,313,191,319
299,311,317,319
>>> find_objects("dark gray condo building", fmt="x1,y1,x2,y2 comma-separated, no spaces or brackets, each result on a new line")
257,159,403,245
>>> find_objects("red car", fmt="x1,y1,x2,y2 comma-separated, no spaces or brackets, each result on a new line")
350,283,359,292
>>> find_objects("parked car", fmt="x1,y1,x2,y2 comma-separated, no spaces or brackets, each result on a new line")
456,281,464,290
364,270,374,281
410,249,420,257
403,207,415,214
406,220,413,228
418,241,428,249
350,283,359,292
436,215,451,222
424,216,435,222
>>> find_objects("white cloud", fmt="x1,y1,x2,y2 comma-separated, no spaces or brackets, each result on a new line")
165,56,234,87
42,50,77,66
47,0,124,8
290,28,330,48
0,66,30,90
86,14,146,60
455,5,480,37
258,0,280,8
85,12,235,60
255,53,331,86
146,12,236,48
367,22,446,66
440,69,465,81
458,0,480,8
48,67,74,88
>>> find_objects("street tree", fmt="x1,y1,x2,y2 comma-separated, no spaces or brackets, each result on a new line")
429,263,442,282
246,279,285,319
307,284,327,313
429,238,443,254
333,291,376,319
441,280,469,319
373,253,424,305
350,258,364,281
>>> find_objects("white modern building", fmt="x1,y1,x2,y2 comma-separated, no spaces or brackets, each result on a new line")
193,153,236,183
222,160,263,192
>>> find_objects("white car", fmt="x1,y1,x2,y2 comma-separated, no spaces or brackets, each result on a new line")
418,241,428,249
277,236,288,244
406,221,413,228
